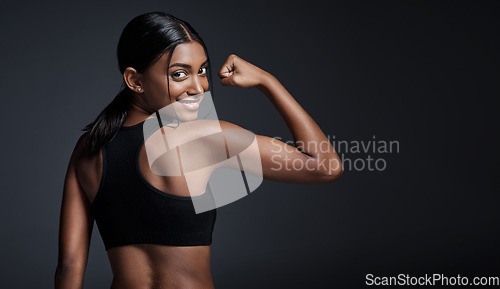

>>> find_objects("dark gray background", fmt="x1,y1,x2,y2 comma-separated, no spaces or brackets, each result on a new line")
1,0,498,288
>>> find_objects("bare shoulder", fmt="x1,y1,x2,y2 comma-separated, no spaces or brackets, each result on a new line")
218,120,262,140
217,120,261,152
218,120,245,131
70,132,95,165
69,132,102,201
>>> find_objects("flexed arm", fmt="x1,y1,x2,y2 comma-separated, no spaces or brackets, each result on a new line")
218,54,343,183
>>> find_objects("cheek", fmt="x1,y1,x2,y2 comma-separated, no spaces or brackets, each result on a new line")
202,78,210,91
167,82,186,99
143,76,168,98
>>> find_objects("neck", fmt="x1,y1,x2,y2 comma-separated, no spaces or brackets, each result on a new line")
124,101,151,126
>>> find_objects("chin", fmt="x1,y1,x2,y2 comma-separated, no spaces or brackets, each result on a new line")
159,103,200,122
157,94,204,123
172,96,204,122
177,110,199,122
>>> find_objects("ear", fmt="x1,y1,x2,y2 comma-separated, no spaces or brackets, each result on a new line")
123,67,144,93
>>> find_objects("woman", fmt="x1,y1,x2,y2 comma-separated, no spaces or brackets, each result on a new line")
55,11,343,289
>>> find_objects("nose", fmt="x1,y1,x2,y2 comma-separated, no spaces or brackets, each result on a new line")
188,75,205,95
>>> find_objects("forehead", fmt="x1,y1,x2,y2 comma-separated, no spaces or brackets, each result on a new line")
155,41,207,69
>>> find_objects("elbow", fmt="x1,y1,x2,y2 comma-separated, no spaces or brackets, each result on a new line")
55,262,85,289
55,263,72,277
322,167,343,182
55,261,84,275
318,156,344,182
56,255,87,276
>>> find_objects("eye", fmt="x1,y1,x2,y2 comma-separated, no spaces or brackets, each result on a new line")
199,67,207,75
172,70,187,78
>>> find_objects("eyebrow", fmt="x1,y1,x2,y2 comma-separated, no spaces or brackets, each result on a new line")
169,59,208,69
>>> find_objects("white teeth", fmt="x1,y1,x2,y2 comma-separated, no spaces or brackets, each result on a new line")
178,93,204,103
180,100,200,111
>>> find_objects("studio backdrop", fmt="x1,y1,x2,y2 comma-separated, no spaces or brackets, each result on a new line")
0,0,498,288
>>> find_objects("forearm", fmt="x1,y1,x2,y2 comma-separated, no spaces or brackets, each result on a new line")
54,264,85,289
257,73,339,161
217,54,343,178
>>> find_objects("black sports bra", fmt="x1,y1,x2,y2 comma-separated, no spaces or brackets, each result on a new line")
91,121,217,251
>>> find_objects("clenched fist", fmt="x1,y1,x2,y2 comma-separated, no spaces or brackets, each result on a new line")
218,54,270,88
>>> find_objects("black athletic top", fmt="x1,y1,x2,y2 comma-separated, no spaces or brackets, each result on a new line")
91,120,217,251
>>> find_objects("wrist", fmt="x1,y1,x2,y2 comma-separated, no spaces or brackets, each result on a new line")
256,71,276,90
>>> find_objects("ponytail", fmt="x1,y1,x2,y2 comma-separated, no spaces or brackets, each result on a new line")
81,85,131,155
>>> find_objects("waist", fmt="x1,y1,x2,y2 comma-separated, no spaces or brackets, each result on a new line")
108,244,214,289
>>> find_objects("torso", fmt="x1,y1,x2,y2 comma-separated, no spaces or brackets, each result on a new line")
74,121,217,289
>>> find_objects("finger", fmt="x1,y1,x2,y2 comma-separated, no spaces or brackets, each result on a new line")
219,66,233,78
220,75,234,86
218,56,235,79
218,64,233,79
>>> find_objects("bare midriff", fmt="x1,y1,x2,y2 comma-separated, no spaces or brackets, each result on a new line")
107,244,215,289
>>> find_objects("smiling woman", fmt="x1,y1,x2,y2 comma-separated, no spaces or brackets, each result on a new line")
126,41,210,121
55,11,343,289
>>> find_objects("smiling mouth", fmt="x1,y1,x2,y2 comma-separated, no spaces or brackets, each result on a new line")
178,92,204,103
177,93,204,111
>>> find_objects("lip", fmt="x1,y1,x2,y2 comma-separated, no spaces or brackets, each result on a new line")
177,93,203,111
178,92,204,102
